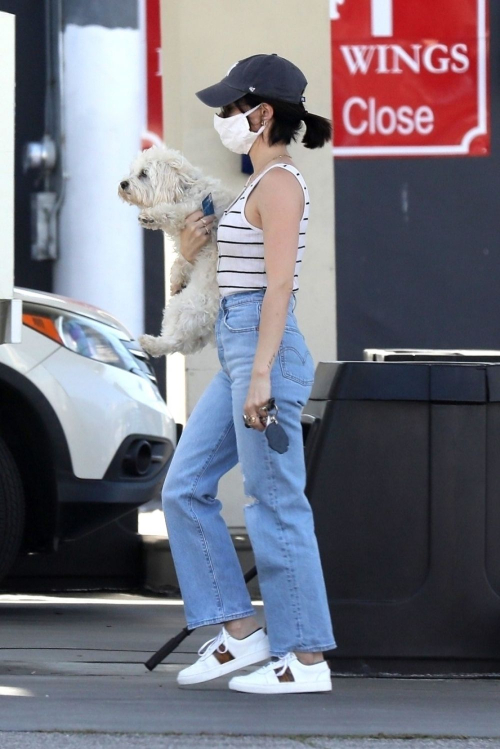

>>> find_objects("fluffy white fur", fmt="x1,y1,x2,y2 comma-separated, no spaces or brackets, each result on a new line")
118,146,234,356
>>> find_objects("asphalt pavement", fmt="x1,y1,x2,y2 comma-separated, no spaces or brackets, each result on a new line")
2,738,500,749
1,593,500,747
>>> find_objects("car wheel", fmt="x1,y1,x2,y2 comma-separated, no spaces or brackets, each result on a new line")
0,435,25,582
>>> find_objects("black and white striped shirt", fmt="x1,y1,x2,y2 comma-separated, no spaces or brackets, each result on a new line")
216,163,309,297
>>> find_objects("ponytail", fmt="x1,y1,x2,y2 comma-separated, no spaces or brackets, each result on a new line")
301,111,332,149
235,93,332,150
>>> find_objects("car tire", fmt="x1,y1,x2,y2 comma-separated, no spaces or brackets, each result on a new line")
0,435,25,582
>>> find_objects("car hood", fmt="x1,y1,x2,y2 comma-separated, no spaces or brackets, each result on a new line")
14,286,134,339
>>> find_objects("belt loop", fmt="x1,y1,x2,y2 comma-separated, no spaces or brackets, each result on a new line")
292,293,296,312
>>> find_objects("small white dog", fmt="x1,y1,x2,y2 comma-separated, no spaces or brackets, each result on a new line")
118,146,234,356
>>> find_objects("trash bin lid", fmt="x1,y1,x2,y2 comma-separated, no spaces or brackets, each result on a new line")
364,348,500,362
309,361,500,403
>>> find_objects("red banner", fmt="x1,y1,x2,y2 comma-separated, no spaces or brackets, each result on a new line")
143,0,163,149
331,0,490,157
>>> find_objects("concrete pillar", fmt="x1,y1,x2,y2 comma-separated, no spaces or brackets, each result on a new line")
160,0,336,530
0,10,22,344
54,0,145,338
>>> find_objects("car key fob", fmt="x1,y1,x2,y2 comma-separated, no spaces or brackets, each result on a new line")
265,417,289,454
264,400,289,454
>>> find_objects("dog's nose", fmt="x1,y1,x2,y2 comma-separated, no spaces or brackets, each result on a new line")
120,180,129,190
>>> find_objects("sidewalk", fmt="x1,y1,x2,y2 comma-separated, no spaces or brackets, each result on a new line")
1,593,500,744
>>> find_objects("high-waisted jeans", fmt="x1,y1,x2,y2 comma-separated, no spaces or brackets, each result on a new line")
161,289,336,657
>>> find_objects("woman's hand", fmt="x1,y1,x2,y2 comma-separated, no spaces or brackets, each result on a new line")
180,211,215,264
243,373,272,432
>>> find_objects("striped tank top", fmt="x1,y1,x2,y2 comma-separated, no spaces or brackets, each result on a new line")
216,162,310,297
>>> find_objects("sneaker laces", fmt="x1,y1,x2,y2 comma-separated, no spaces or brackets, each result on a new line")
254,652,295,677
197,627,231,660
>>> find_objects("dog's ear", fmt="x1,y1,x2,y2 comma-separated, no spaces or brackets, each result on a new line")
172,161,200,199
179,170,200,188
173,173,195,201
168,155,185,171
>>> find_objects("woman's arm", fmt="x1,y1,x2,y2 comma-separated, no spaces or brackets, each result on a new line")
243,169,304,431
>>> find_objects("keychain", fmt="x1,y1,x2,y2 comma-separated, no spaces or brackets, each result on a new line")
264,404,289,453
243,397,289,453
262,397,289,454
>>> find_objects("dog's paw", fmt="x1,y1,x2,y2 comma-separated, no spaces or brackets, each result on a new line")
139,332,185,357
138,334,164,356
138,211,164,230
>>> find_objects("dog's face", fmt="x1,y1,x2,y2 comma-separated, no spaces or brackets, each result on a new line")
118,146,200,208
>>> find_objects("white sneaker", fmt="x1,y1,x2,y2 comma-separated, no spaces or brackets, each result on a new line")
176,626,270,686
228,652,332,694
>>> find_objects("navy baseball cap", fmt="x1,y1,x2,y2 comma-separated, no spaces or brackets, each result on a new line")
196,53,308,107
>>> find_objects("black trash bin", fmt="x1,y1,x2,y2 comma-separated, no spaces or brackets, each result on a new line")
302,361,500,675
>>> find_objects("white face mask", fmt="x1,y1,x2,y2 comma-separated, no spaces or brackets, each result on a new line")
213,104,265,155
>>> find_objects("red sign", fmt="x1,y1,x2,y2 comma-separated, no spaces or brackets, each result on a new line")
142,0,163,149
331,0,490,157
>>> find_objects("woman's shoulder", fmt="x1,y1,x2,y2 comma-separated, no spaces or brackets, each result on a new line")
258,163,308,193
253,164,307,218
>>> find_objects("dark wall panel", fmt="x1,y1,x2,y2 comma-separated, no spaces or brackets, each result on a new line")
143,228,166,400
335,0,500,360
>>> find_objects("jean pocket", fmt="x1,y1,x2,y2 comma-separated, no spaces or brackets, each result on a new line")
279,331,315,386
222,301,260,332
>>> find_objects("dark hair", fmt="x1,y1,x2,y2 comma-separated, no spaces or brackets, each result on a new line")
221,93,332,150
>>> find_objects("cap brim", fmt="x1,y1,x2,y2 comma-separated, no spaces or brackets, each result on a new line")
195,81,247,107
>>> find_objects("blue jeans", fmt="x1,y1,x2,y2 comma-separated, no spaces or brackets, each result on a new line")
161,289,336,657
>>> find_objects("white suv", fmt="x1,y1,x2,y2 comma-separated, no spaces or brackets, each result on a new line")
0,287,177,581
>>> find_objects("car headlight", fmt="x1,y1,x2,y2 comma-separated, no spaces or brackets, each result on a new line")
22,303,158,385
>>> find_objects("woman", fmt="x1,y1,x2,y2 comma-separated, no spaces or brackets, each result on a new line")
162,53,336,695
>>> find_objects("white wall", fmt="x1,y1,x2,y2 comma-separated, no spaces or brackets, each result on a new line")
160,0,336,529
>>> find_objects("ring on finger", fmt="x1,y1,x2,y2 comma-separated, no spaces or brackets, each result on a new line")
200,218,207,227
205,226,210,234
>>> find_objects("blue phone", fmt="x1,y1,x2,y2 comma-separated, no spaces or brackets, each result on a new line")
202,193,214,216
